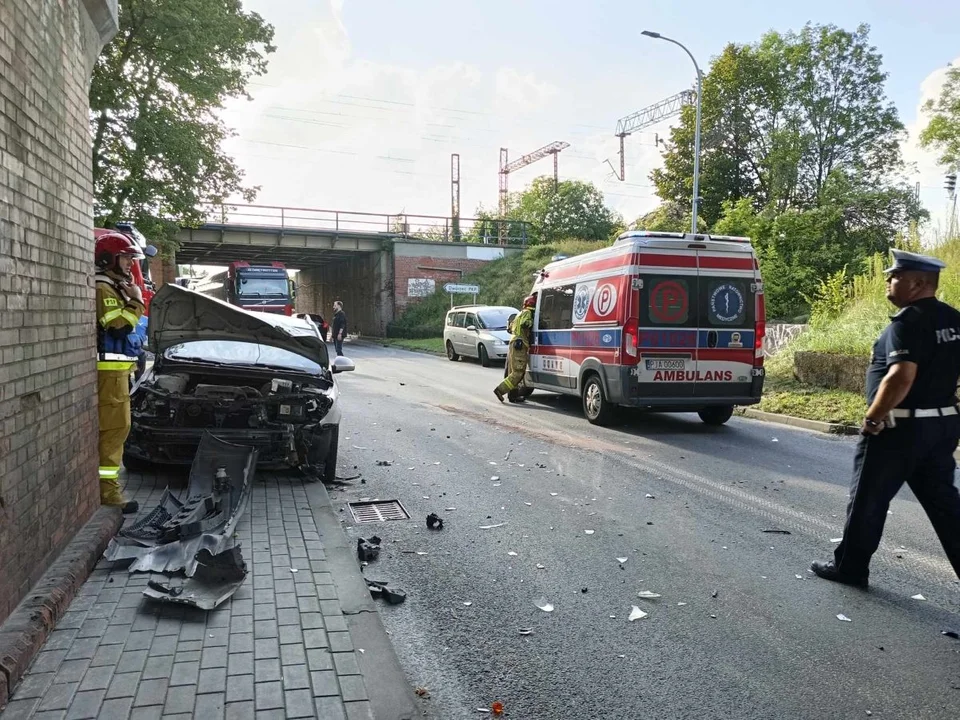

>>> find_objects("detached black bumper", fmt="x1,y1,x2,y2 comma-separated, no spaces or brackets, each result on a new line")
125,423,336,468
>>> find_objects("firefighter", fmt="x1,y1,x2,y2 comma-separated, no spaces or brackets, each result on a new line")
494,293,537,403
94,231,146,514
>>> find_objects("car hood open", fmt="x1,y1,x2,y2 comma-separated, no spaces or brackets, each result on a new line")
149,284,327,364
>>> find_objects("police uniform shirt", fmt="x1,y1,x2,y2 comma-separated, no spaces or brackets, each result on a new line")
865,297,960,408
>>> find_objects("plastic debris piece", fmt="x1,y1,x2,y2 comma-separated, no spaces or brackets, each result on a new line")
550,492,558,496
290,568,299,573
357,536,382,562
524,502,532,506
645,494,655,499
479,523,505,529
536,563,545,570
677,602,687,606
491,476,500,481
628,606,648,621
383,587,407,604
535,597,554,612
830,537,843,543
941,630,959,639
407,467,415,471
508,551,518,556
376,460,393,466
416,552,428,556
492,483,501,487
911,594,926,600
762,529,791,534
616,557,628,564
637,591,661,599
489,461,497,466
463,601,473,606
795,574,803,579
476,709,491,714
491,701,504,716
772,438,779,442
426,513,444,531
433,462,441,465
518,628,533,636
711,590,719,599
415,687,430,698
837,614,852,622
584,530,595,535
445,507,457,511
352,445,368,450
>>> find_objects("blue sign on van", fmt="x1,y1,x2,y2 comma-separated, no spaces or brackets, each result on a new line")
709,283,745,324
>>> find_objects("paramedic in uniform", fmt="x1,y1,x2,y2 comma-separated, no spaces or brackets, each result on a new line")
495,293,536,403
94,232,145,514
812,249,960,587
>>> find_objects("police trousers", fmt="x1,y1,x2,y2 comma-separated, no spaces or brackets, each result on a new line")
835,416,960,579
98,369,132,480
496,343,529,396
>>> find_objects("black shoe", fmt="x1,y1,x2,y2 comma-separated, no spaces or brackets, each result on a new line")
811,560,868,588
493,388,505,403
121,501,139,515
508,394,526,404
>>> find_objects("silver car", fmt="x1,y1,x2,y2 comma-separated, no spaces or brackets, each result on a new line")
443,305,519,367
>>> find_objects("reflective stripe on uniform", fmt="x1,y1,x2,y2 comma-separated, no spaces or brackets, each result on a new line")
99,466,121,479
120,310,140,326
99,308,124,326
97,361,136,371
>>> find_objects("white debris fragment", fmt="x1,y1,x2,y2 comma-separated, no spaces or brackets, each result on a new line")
535,597,554,612
463,602,473,607
491,476,500,481
358,648,365,654
518,628,533,636
637,591,661,599
290,568,298,573
407,467,415,471
352,445,368,450
536,563,545,570
795,574,803,580
911,594,926,601
492,483,501,487
508,552,518,557
771,438,778,442
837,614,852,622
446,507,457,511
645,494,655,499
628,606,648,621
830,538,843,543
416,552,428,556
616,557,628,564
433,462,441,465
550,492,558,496
479,523,506,529
489,461,497,466
677,602,687,606
524,502,532,506
584,530,595,535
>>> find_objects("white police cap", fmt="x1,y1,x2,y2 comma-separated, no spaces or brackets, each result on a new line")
884,249,947,274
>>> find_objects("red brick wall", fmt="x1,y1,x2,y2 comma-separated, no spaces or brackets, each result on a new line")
0,0,107,624
393,256,489,313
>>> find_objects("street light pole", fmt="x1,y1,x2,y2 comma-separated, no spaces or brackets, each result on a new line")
642,30,703,235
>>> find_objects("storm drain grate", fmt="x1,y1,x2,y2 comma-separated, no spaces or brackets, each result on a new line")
349,500,410,524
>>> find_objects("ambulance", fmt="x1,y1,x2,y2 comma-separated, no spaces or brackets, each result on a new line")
526,230,765,425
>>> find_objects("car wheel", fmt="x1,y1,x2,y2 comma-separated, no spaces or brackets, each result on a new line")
122,451,152,473
698,405,734,426
479,344,491,367
582,374,617,426
446,341,460,361
323,425,340,484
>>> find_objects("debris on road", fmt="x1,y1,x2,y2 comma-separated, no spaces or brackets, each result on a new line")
677,602,687,606
535,597,554,612
518,628,533,636
503,449,513,461
536,563,545,570
335,474,362,482
911,594,926,600
645,494,655,499
426,513,444,530
376,460,393,466
837,614,852,622
584,530,595,535
357,536,382,562
365,578,407,604
463,601,473,607
628,606,648,621
711,590,719,599
830,537,843,543
941,630,959,639
762,529,791,534
637,591,661,599
616,557,628,564
491,701,504,716
550,492,558,496
491,475,500,481
479,522,506,529
508,551,518,556
415,687,430,698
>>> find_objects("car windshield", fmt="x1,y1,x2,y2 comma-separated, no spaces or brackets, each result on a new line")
165,341,322,374
478,308,515,330
237,276,288,297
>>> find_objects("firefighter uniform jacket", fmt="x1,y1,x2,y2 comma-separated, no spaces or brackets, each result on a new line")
95,273,145,364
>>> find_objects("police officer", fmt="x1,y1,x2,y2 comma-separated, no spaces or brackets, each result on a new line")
94,232,146,514
812,249,960,587
494,293,537,403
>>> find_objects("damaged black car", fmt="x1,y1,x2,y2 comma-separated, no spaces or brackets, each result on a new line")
124,284,355,482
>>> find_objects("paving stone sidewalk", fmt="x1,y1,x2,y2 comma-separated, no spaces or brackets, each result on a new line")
0,468,379,720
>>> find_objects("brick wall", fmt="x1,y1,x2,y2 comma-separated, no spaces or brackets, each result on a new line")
0,1,115,624
394,256,488,313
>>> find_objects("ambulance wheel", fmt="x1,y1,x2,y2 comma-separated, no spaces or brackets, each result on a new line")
698,405,734,426
446,341,460,361
582,374,616,426
478,344,491,367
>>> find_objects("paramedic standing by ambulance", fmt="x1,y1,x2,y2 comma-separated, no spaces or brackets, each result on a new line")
495,293,536,403
94,232,145,514
812,249,960,587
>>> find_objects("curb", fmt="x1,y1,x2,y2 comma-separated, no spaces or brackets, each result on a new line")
304,480,419,720
0,506,121,707
356,338,446,357
736,407,859,436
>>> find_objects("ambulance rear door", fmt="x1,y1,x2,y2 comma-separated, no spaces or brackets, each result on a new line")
695,247,758,399
633,248,699,399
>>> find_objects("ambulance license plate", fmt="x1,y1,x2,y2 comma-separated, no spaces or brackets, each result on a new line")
645,359,686,371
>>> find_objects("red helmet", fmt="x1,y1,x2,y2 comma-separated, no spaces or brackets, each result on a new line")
523,293,537,308
95,231,144,274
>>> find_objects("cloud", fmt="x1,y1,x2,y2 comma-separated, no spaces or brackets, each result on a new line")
902,58,959,239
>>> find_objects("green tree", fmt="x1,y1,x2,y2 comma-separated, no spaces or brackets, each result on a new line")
653,23,908,226
508,177,620,243
90,0,275,248
919,65,960,170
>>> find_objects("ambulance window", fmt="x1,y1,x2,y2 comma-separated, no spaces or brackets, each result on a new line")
702,278,752,327
642,276,696,327
538,285,575,330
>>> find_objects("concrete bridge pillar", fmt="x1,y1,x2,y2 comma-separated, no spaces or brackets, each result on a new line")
297,251,393,336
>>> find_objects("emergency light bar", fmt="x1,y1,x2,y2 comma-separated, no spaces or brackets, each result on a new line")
615,231,752,244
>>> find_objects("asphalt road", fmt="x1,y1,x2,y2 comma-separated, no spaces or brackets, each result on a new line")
329,342,960,720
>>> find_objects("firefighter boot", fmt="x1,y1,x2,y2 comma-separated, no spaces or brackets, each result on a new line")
100,478,139,514
493,387,505,403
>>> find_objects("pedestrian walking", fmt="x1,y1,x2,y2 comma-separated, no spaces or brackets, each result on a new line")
494,293,537,403
812,249,960,587
332,300,347,356
94,232,146,514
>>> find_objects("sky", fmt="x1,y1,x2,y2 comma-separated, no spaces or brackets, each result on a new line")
220,0,960,236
